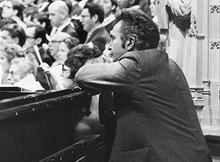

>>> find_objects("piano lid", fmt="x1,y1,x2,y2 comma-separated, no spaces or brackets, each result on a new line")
0,87,85,120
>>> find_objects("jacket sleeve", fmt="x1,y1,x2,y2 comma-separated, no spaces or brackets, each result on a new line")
75,56,141,94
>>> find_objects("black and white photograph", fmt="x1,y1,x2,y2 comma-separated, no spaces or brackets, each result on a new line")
0,0,219,161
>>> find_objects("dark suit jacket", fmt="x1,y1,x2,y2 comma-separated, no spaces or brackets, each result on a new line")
62,23,79,39
75,49,212,162
85,26,110,52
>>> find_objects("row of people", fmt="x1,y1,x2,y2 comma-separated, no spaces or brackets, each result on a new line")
0,0,148,89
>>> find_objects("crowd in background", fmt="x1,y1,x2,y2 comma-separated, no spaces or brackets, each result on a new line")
0,0,191,91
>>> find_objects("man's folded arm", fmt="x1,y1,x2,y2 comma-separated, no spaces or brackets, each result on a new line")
75,58,140,94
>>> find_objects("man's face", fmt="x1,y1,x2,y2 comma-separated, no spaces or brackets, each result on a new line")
23,27,36,50
0,30,15,45
117,0,130,9
103,0,113,16
48,6,62,27
7,64,23,84
48,39,61,59
56,42,69,62
0,52,10,72
80,8,95,32
109,21,127,62
1,1,14,18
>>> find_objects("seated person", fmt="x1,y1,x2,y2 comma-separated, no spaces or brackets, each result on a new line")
0,0,26,29
23,6,38,26
0,23,26,47
33,12,52,35
45,36,80,90
63,44,102,88
0,43,24,84
36,32,73,90
48,32,71,63
6,57,43,91
23,24,54,67
52,36,80,66
63,43,103,138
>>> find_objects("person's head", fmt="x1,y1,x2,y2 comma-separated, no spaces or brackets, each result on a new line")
7,57,35,84
1,0,24,19
103,0,117,17
56,37,80,63
109,8,159,61
48,32,71,59
23,25,47,50
0,23,26,47
48,0,70,27
0,43,23,72
33,13,52,34
65,44,101,78
22,6,38,25
117,0,140,9
80,2,104,32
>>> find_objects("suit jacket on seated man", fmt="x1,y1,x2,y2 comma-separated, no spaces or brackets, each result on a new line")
80,2,110,52
75,9,212,162
48,0,79,40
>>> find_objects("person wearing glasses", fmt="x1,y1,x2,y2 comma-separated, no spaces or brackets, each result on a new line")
0,0,26,29
6,57,44,91
0,23,26,48
0,43,24,84
39,32,80,90
80,2,110,52
63,44,103,138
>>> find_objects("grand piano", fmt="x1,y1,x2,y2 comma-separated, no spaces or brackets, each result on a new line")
0,87,105,162
1,87,219,162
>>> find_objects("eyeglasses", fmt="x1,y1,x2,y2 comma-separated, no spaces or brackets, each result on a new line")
50,40,62,43
26,36,35,39
80,15,90,19
2,5,13,9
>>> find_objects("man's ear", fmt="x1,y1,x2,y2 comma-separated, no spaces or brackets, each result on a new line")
59,11,67,19
13,9,18,17
92,14,98,23
36,38,42,45
41,22,46,28
13,37,19,45
125,36,136,51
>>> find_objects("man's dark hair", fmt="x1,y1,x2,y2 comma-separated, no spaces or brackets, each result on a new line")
110,0,118,13
133,0,141,6
63,0,72,15
115,8,159,50
26,24,48,46
11,0,25,19
84,2,104,23
65,44,101,78
1,23,26,46
23,6,38,21
34,13,52,34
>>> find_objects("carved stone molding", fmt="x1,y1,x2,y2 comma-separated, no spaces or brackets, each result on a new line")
210,41,220,50
190,87,205,111
203,81,211,95
189,14,199,37
210,5,220,14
